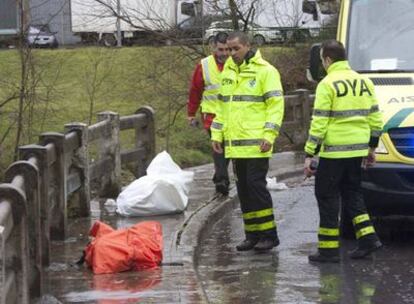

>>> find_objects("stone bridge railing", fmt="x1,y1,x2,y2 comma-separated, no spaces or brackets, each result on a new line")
0,90,314,303
0,107,155,304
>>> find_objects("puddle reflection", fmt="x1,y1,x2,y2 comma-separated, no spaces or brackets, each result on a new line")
64,269,162,303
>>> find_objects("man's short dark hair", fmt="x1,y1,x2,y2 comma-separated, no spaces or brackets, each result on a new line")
227,31,250,45
321,40,346,62
214,32,228,44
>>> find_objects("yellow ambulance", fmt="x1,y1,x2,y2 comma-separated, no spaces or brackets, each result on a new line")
305,0,414,217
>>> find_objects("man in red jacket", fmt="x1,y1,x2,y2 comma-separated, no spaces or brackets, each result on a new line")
187,32,230,195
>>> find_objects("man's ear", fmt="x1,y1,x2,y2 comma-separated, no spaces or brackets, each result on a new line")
325,56,333,66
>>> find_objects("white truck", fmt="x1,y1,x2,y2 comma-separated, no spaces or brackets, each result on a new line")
70,0,202,45
255,0,332,27
202,0,334,44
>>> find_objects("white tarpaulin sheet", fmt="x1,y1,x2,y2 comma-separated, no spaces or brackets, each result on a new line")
116,151,194,216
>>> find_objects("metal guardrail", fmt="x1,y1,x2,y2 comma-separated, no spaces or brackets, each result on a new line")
0,106,155,304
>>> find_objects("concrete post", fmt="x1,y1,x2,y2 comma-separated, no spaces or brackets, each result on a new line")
97,112,121,197
0,199,16,304
18,144,51,266
135,107,156,177
64,123,91,218
5,160,42,298
297,89,312,145
39,132,67,240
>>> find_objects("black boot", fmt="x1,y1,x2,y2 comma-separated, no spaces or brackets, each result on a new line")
236,239,258,251
254,238,280,251
215,180,229,196
349,240,382,259
308,251,340,263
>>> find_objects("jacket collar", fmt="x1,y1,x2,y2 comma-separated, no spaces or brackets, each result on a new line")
227,49,266,71
244,49,256,64
243,49,267,66
213,54,226,66
327,60,351,74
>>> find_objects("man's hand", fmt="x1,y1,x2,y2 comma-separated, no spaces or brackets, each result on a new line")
260,139,272,153
212,141,223,154
304,157,317,178
362,148,376,169
187,116,198,127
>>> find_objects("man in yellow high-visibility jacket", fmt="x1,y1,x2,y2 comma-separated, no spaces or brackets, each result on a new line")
211,32,284,252
304,40,383,263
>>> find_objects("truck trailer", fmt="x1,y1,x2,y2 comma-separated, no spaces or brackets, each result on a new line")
0,0,19,36
70,0,202,45
202,0,334,43
0,0,28,44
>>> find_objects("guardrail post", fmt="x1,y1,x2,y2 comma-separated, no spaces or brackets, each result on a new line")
19,145,51,266
298,89,311,134
64,123,90,218
0,199,16,304
294,89,311,146
39,132,67,240
0,183,28,304
5,161,42,299
97,112,121,197
135,107,155,177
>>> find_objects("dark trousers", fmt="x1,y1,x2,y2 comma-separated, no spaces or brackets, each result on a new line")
207,130,229,187
233,158,278,241
212,149,230,186
315,157,379,254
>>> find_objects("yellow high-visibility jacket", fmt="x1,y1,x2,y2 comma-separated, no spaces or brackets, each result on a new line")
211,50,284,158
305,61,383,158
200,55,221,114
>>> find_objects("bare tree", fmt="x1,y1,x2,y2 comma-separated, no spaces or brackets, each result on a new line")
78,48,116,125
122,46,193,152
38,57,65,132
204,0,262,30
0,0,68,161
14,0,33,159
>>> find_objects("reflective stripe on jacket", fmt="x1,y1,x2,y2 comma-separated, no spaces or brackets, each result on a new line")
201,55,221,114
305,61,383,158
211,50,284,158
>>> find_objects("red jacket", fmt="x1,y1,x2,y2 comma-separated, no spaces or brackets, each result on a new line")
187,56,224,130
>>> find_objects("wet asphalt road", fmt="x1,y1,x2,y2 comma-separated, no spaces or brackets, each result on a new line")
197,179,414,304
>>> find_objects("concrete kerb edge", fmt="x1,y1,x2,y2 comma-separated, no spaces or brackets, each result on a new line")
176,151,305,295
174,191,238,303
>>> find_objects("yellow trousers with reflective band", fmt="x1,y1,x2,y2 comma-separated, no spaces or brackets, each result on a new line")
315,157,379,255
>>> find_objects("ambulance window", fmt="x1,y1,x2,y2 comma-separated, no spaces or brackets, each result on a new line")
347,0,414,72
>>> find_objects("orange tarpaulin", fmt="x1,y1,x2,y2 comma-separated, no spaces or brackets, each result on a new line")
84,221,163,274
